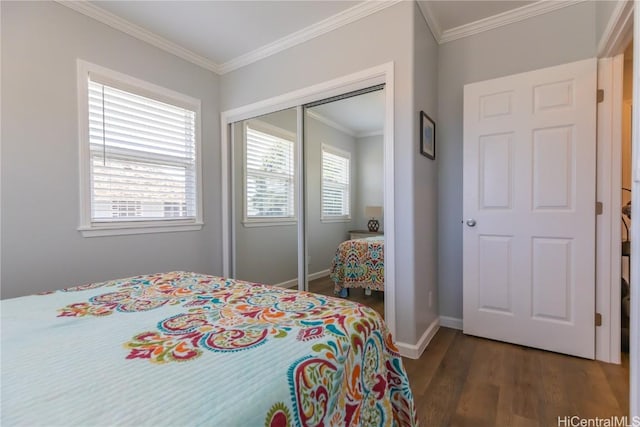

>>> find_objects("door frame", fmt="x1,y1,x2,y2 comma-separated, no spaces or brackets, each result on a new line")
631,3,639,418
595,0,634,365
596,55,624,364
596,0,637,417
220,62,397,339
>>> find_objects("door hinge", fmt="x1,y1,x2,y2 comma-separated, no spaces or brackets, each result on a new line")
597,89,604,103
595,312,602,327
596,201,603,215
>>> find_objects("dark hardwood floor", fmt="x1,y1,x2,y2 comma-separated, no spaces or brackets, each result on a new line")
308,275,384,318
403,328,630,427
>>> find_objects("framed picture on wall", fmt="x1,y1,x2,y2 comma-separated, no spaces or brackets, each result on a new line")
420,111,436,160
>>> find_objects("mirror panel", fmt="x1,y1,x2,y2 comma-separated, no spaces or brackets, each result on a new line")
232,108,298,286
304,88,385,316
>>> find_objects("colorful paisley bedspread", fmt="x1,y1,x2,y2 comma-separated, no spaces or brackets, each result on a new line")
331,237,385,294
1,271,417,426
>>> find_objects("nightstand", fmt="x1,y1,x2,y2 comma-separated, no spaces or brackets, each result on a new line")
349,230,383,240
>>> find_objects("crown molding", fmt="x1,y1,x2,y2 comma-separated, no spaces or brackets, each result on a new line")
217,0,402,74
306,110,356,137
247,118,297,140
356,130,383,138
306,111,383,139
56,0,401,76
56,0,587,74
597,1,634,58
55,0,222,74
438,0,584,44
416,1,442,42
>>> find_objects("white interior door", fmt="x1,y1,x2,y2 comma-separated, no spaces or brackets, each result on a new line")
463,58,597,359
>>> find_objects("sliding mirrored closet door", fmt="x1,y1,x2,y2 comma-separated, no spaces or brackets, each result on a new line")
303,87,385,316
231,108,299,287
229,86,386,319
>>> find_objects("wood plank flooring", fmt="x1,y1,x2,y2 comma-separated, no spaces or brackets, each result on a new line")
404,328,630,427
308,276,629,426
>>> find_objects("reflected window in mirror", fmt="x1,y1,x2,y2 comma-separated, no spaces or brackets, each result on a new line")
243,120,296,226
321,143,351,222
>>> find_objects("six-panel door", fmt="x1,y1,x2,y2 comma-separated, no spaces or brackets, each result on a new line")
463,58,597,359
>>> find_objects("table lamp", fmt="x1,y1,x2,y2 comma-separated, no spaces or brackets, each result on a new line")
365,206,383,232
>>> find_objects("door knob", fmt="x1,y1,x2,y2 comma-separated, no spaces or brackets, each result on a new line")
466,219,477,227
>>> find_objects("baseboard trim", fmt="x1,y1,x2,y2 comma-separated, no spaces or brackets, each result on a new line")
275,269,331,289
439,316,463,330
308,269,331,281
275,278,298,289
395,317,440,359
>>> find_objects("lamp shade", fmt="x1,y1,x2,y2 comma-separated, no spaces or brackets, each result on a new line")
365,206,383,218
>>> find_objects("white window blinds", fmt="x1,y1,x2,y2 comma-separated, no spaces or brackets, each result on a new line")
321,144,350,219
88,78,197,222
245,125,295,220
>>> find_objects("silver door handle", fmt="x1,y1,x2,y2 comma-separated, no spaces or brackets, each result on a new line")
466,219,477,227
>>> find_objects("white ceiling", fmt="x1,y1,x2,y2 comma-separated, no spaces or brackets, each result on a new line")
74,1,558,74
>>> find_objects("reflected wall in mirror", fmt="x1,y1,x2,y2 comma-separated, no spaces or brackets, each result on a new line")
304,88,385,317
232,108,298,286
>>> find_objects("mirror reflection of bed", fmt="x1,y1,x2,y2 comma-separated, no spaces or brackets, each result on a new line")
308,234,385,319
304,88,385,319
308,270,384,318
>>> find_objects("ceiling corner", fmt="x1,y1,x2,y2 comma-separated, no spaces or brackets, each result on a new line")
416,1,442,44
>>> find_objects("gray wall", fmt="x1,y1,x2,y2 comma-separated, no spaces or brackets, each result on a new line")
221,1,437,344
436,1,597,319
355,134,384,231
413,2,440,336
1,1,221,298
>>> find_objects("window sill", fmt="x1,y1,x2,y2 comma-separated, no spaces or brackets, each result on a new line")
242,220,297,228
321,217,352,223
78,221,204,237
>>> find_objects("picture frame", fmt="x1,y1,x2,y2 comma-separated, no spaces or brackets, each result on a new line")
420,111,436,160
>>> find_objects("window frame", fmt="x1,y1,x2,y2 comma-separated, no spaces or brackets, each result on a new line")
77,60,203,237
321,143,351,223
242,120,297,227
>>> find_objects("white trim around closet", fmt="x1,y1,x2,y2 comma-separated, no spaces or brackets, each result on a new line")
220,62,396,338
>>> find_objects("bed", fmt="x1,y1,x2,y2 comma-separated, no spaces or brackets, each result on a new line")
331,236,384,296
1,271,416,426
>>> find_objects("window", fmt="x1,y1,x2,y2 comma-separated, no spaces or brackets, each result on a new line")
244,121,296,224
78,61,202,237
111,200,142,218
163,202,187,218
321,144,350,221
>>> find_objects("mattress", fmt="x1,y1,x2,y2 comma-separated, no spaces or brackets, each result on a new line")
1,271,416,426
